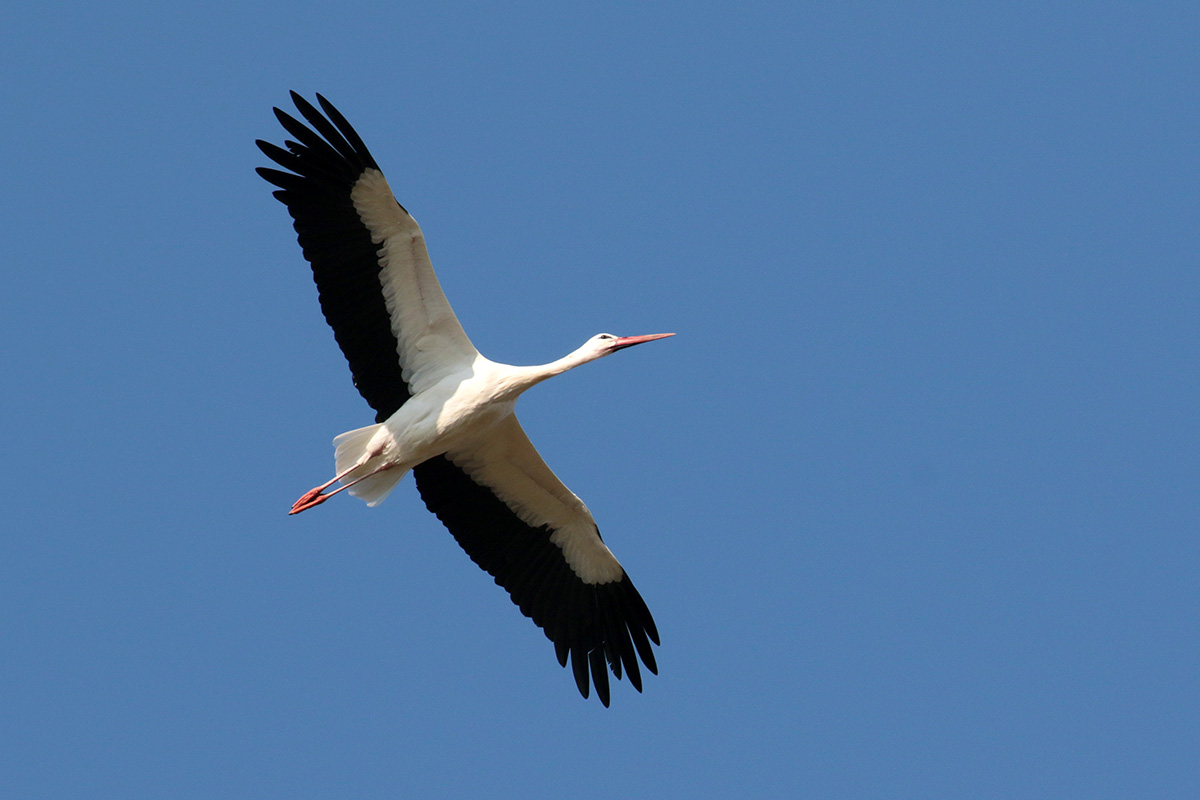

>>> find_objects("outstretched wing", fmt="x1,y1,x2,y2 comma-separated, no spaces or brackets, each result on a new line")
414,416,660,706
256,92,477,421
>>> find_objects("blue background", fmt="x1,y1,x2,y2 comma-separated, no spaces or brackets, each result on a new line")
4,2,1197,797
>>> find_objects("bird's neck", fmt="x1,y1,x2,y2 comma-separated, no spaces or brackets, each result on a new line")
494,347,598,399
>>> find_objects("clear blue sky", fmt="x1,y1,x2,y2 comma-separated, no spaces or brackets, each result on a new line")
3,2,1197,797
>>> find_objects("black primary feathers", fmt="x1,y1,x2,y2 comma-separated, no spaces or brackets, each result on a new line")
257,92,410,422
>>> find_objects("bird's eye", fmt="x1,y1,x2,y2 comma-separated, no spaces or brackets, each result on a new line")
598,334,613,340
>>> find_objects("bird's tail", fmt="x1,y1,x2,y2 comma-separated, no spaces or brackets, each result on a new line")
333,423,407,507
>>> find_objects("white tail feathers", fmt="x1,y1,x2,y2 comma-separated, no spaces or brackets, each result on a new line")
332,424,407,507
333,423,381,473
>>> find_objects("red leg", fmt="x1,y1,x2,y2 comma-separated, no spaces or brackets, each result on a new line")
288,461,395,515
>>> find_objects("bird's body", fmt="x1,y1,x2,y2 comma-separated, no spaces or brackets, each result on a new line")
257,92,671,705
340,355,529,503
316,345,651,517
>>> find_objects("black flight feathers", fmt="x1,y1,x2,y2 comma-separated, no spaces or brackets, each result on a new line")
256,92,409,421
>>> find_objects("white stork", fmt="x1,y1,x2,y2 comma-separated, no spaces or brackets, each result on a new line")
256,92,672,706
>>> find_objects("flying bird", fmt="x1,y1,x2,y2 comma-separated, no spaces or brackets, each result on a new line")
256,92,672,706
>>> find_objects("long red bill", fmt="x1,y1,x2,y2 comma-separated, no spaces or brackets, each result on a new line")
612,332,675,351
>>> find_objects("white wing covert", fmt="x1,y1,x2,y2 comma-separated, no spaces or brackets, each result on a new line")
350,169,479,393
446,416,624,584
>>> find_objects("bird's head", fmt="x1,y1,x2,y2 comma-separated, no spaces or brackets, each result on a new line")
583,331,675,360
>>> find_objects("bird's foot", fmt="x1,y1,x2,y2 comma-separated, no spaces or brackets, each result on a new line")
289,487,329,515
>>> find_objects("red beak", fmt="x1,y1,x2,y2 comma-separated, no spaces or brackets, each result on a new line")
611,332,675,351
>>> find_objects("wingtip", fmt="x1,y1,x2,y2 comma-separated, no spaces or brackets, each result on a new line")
555,640,570,668
570,646,590,700
590,649,610,706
